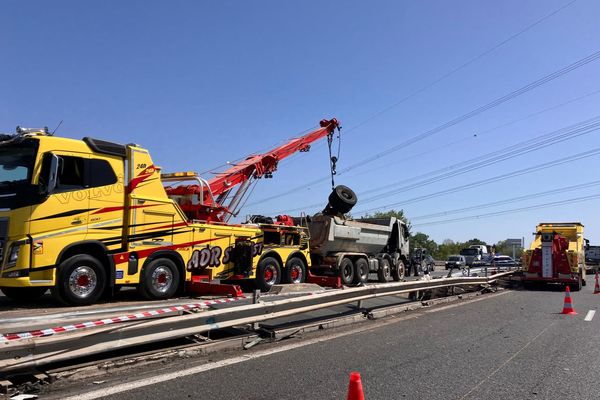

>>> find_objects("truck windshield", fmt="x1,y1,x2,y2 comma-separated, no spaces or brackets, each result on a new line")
0,144,37,186
460,248,478,256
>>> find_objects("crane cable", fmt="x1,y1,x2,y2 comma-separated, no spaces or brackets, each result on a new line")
326,124,342,190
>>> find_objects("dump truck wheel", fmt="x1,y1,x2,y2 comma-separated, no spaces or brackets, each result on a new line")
339,258,355,285
256,256,282,291
353,258,369,284
0,287,47,302
52,255,106,306
392,259,405,281
284,257,306,284
377,260,391,282
138,258,180,300
328,185,357,214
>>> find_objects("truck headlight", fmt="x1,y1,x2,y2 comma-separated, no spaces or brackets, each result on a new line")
7,245,21,267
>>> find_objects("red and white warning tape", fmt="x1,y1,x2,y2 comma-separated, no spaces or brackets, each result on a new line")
0,297,245,343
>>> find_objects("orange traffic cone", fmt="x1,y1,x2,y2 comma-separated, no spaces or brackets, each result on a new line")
594,271,600,294
560,285,577,315
347,372,365,400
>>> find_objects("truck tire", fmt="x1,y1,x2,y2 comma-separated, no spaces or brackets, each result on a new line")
256,256,282,292
377,260,391,282
339,258,355,285
392,259,405,282
570,274,583,292
328,185,357,214
283,257,306,284
353,258,369,284
52,254,107,306
138,258,180,300
0,287,47,302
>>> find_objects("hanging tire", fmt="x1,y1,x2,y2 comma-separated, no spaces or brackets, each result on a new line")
256,256,282,292
392,259,405,282
339,258,355,285
1,287,47,302
138,258,180,300
283,257,306,284
377,259,391,282
353,258,369,284
328,185,357,214
52,255,107,306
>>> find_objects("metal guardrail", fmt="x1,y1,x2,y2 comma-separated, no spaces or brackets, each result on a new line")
0,271,514,372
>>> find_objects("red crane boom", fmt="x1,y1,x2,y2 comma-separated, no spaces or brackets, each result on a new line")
164,118,340,222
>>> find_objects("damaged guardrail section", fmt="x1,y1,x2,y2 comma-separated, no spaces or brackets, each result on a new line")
0,272,514,372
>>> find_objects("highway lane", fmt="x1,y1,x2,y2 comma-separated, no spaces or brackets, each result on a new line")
43,281,600,400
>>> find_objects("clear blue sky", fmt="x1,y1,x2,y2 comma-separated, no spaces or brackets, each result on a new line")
2,0,599,248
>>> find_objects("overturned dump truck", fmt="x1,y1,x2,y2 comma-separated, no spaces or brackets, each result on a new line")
307,186,410,285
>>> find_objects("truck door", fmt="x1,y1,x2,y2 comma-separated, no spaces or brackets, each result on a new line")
30,152,91,251
87,156,125,249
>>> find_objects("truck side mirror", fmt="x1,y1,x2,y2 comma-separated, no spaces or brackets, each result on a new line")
41,153,60,195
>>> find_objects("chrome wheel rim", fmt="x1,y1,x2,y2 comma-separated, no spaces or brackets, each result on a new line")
68,266,97,298
151,266,173,293
264,264,278,285
290,265,303,283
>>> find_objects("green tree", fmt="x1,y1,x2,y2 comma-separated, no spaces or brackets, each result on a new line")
364,209,411,233
410,232,438,255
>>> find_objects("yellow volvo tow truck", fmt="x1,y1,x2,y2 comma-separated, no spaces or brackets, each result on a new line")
0,120,340,305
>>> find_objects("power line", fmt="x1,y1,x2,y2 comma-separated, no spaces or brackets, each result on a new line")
411,193,600,228
411,179,600,221
353,146,600,216
357,116,600,204
341,0,579,136
343,88,600,187
248,49,600,206
266,114,600,214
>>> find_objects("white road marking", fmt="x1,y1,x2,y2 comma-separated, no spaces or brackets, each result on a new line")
60,291,510,400
584,310,596,321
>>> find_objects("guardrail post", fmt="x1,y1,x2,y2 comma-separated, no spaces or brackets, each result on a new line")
252,290,261,330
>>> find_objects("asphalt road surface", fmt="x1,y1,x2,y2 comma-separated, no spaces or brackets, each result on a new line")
42,280,600,400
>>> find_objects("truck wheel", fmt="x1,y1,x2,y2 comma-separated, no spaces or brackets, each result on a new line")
52,255,107,306
328,185,357,214
138,258,180,300
377,260,391,282
283,257,306,284
392,259,405,281
339,258,355,285
256,256,282,291
1,287,47,302
570,274,583,292
353,258,369,284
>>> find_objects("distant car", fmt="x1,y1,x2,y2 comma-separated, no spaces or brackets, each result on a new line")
472,255,518,268
445,255,466,270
